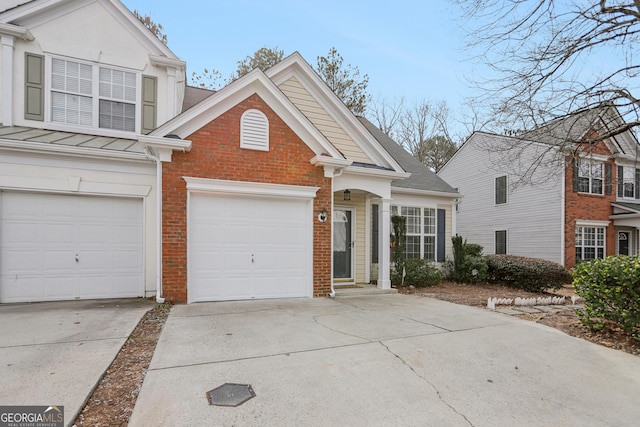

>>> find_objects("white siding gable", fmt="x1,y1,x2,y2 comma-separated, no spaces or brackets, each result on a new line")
438,132,565,264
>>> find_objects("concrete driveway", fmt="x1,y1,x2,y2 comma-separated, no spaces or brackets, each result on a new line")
130,294,640,426
0,298,152,425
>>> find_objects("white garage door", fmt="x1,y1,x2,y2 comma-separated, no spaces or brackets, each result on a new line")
0,192,143,303
189,193,312,302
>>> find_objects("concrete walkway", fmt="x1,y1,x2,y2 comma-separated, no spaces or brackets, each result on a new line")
0,298,153,426
130,294,640,426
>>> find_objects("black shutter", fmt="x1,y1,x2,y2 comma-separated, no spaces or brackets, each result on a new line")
372,204,379,263
573,158,580,192
618,166,624,197
636,169,640,199
605,162,612,195
437,209,446,262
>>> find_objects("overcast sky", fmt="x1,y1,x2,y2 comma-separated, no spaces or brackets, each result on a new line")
122,1,479,118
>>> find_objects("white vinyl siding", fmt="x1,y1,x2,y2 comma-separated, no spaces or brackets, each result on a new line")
438,133,564,265
278,77,373,164
49,56,138,132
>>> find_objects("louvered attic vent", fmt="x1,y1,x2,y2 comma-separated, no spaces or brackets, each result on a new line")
240,109,269,151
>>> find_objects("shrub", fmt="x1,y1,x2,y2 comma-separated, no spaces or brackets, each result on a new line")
450,235,488,283
391,258,442,287
486,254,571,292
573,255,640,340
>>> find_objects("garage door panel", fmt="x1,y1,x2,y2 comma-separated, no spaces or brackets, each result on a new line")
189,192,312,302
1,192,143,303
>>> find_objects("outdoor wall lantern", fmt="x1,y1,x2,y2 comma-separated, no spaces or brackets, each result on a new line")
343,189,351,201
318,208,328,223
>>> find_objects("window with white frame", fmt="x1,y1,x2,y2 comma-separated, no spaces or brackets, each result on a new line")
50,57,137,132
575,226,605,261
577,159,604,195
391,206,436,261
620,166,636,198
495,175,507,205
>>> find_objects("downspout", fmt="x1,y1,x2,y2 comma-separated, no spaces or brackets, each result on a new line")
145,147,165,303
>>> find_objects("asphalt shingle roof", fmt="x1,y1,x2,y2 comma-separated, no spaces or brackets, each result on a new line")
357,117,458,195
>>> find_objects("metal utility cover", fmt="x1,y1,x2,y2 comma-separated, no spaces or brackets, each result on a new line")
207,383,256,407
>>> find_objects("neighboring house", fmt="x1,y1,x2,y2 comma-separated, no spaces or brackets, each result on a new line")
0,0,459,304
0,0,186,303
438,106,640,269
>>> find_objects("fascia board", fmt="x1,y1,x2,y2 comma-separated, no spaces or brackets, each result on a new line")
391,186,460,199
343,165,410,180
151,70,344,159
267,53,405,173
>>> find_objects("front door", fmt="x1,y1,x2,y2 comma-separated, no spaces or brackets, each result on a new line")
618,231,630,255
333,208,353,280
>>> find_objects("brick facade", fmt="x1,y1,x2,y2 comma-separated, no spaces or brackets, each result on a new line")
563,140,617,268
161,94,332,303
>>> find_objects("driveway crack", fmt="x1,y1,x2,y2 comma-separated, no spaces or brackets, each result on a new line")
378,341,474,426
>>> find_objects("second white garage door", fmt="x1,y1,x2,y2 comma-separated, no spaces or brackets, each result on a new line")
188,193,313,302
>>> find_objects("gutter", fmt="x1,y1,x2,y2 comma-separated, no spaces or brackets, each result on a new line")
144,147,165,304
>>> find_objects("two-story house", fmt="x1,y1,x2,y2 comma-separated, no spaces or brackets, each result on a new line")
0,0,459,304
438,105,640,269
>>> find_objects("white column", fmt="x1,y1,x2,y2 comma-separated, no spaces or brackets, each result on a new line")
377,198,391,289
1,35,14,126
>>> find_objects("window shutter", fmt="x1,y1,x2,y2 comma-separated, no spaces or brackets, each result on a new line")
240,109,269,151
605,162,612,195
24,53,44,121
617,166,624,197
437,209,445,262
141,75,157,134
573,158,580,192
372,204,379,263
636,168,640,199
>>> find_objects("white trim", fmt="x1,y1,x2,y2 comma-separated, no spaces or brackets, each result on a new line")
1,35,14,126
183,177,319,199
0,175,151,197
575,219,611,227
390,186,460,198
0,23,33,40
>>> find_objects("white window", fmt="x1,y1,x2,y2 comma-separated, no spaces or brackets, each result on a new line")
495,230,507,254
577,159,604,195
240,109,269,151
622,166,636,198
391,206,436,261
576,226,605,261
49,57,138,133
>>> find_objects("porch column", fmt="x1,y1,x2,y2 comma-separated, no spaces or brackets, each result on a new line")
1,35,14,126
377,198,391,289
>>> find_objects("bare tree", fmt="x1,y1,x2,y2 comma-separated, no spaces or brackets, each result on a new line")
459,0,640,142
369,97,405,140
133,10,167,45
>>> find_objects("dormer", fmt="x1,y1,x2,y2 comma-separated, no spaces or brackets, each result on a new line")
0,0,186,137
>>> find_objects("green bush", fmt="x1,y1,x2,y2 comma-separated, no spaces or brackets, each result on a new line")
486,254,571,292
450,235,488,283
573,255,640,340
391,258,442,287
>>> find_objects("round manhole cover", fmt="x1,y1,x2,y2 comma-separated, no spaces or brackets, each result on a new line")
206,383,256,407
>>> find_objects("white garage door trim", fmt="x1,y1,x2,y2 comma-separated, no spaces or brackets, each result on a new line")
0,191,144,303
185,177,318,303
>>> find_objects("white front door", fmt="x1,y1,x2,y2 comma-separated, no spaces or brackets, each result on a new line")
188,193,313,302
0,192,143,303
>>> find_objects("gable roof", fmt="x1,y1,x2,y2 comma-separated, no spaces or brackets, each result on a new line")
267,52,404,173
358,117,459,196
151,66,344,159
